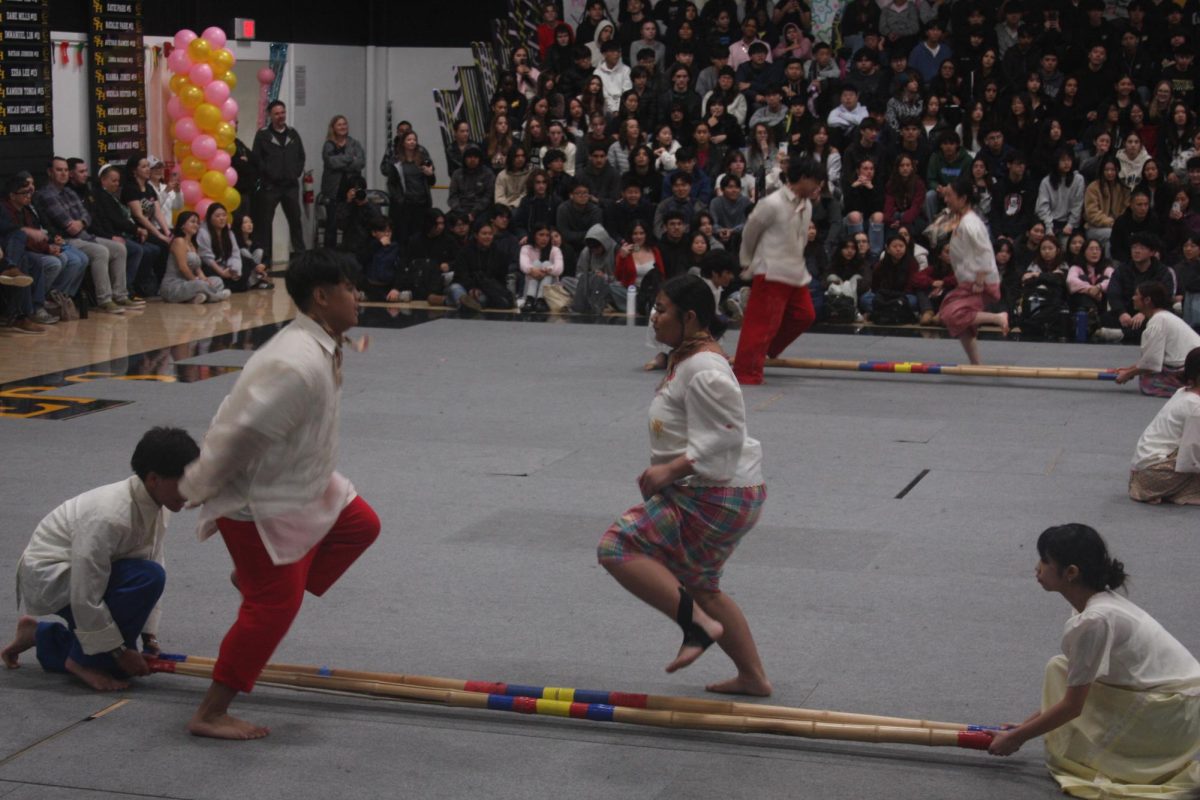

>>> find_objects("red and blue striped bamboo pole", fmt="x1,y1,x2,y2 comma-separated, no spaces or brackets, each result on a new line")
149,653,998,748
764,357,1117,381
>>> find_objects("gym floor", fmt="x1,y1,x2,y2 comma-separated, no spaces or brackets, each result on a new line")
1,289,1193,799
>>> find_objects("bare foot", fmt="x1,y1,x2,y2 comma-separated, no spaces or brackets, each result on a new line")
665,615,723,674
1,615,38,668
188,712,270,740
998,312,1010,337
705,674,773,697
65,657,129,691
643,353,668,371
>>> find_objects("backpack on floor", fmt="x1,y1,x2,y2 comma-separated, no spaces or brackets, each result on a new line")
869,290,916,325
824,291,857,322
572,270,610,315
1017,275,1067,337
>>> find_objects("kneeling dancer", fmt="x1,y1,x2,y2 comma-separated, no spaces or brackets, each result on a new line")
598,274,770,696
180,250,381,740
1129,346,1200,505
3,428,199,690
989,524,1200,799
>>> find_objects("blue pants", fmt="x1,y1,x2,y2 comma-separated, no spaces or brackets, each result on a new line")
35,558,165,675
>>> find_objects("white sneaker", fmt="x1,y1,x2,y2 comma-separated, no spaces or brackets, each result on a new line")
1094,327,1125,343
218,289,232,300
191,294,207,304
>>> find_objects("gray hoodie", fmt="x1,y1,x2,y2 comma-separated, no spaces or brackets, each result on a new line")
576,223,616,277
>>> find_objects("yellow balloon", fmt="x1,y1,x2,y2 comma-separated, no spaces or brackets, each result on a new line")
180,84,204,110
215,121,236,148
187,37,211,63
224,141,238,155
211,49,235,72
222,187,241,211
181,156,206,180
169,74,190,94
173,140,192,160
194,103,222,133
201,169,228,199
220,70,238,90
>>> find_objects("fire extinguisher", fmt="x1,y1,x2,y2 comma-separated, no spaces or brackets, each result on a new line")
303,170,314,205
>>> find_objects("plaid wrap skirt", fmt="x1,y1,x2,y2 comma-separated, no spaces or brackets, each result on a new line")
597,483,766,593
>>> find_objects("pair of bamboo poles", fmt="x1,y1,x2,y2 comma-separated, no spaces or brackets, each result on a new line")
148,654,996,751
764,357,1117,381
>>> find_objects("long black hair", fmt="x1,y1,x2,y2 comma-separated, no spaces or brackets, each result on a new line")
1036,524,1128,592
660,273,726,339
1048,146,1078,190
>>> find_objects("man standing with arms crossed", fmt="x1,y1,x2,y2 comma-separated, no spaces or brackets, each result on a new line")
732,160,826,386
181,250,380,739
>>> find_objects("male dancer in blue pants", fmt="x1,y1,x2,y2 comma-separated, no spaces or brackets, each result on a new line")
2,427,198,690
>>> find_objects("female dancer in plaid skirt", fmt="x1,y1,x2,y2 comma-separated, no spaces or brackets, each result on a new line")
598,274,771,696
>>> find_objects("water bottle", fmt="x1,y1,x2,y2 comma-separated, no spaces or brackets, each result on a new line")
1074,310,1089,343
626,284,637,317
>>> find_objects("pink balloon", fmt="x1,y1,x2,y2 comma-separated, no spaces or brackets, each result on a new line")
195,198,214,218
257,67,275,85
209,151,232,172
181,179,202,206
173,29,198,50
204,80,230,106
167,48,192,75
166,96,185,120
224,167,239,188
201,26,227,49
191,134,218,161
219,97,239,122
174,117,199,143
189,62,214,88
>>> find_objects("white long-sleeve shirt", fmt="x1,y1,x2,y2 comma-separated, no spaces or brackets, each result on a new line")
947,210,999,286
1132,388,1200,470
179,313,355,565
1137,311,1200,373
595,61,632,116
519,244,563,276
649,351,763,487
17,476,166,655
739,184,812,287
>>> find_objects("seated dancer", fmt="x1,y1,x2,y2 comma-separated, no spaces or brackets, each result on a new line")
598,275,770,696
1114,281,1200,398
1129,346,1200,505
988,524,1200,799
180,250,381,740
3,428,199,690
937,177,1010,365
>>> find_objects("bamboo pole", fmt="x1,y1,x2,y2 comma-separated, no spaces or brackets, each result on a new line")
148,657,993,750
152,653,986,733
764,357,1117,381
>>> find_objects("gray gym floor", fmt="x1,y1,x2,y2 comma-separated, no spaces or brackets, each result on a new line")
2,317,1195,799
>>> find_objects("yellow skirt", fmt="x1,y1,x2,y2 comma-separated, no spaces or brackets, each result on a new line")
1042,655,1200,799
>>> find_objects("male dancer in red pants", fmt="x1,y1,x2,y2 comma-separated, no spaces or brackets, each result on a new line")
180,250,380,740
732,160,827,385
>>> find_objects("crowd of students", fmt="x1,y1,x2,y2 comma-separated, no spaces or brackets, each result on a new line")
349,0,1200,346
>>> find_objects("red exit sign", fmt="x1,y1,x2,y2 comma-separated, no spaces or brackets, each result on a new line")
234,18,255,40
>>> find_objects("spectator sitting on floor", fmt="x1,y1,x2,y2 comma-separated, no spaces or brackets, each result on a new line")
448,145,496,222
159,211,229,305
519,223,562,313
234,215,268,289
1102,233,1178,343
451,221,516,310
1114,281,1200,397
197,203,269,293
335,175,385,267
1129,346,1200,505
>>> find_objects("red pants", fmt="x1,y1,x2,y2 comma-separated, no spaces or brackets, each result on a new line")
212,495,380,693
732,276,815,385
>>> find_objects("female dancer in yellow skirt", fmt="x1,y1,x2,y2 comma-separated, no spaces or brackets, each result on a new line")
989,524,1200,799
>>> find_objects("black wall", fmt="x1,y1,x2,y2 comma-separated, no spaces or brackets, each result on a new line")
50,0,506,47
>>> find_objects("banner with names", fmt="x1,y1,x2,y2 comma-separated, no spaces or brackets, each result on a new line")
0,0,53,175
88,0,145,167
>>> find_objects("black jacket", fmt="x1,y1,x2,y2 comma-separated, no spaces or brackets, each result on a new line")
453,241,510,290
1107,257,1176,316
252,125,306,187
90,187,140,239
